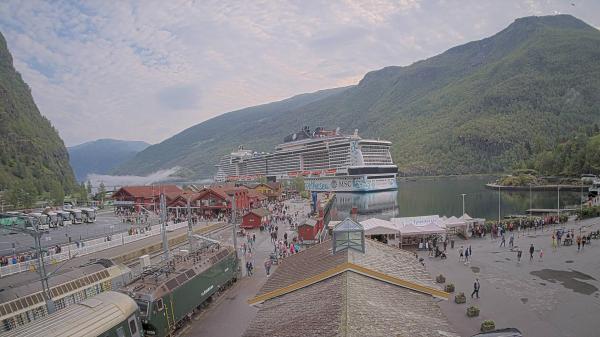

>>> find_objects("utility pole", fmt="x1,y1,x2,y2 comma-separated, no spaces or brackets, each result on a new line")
187,197,193,247
1,214,55,314
460,194,466,215
160,193,169,262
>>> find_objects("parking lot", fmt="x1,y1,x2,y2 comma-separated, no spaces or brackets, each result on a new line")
0,210,142,255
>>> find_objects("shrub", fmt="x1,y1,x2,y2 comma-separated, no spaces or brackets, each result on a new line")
436,274,446,283
467,305,480,317
480,320,496,332
454,292,466,304
444,283,455,293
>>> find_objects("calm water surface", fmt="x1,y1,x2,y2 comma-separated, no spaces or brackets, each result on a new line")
332,175,583,221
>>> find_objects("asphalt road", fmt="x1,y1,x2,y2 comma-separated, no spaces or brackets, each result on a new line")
0,210,150,255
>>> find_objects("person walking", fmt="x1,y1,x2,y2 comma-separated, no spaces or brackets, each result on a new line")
577,236,581,251
582,236,587,250
539,248,544,262
500,234,506,247
471,278,480,299
464,247,470,265
458,246,464,262
529,243,535,262
468,245,472,257
509,234,514,248
517,249,522,263
264,258,272,277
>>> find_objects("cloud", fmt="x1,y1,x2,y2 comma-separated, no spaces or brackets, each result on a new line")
0,0,598,146
157,84,200,110
87,167,182,187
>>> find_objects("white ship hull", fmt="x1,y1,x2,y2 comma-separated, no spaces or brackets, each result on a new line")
304,175,397,192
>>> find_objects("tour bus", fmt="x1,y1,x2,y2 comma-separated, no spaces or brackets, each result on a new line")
81,208,96,223
66,209,83,224
44,211,60,228
56,210,71,225
29,213,50,230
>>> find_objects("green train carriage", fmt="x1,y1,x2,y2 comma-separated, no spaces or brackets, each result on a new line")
122,245,239,337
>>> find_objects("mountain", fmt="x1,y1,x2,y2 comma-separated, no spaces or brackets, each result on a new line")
0,31,76,205
68,139,150,181
114,15,600,179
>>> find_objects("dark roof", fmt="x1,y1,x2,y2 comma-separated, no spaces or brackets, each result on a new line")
113,185,181,198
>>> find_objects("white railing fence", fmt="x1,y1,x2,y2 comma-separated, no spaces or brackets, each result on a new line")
0,221,195,278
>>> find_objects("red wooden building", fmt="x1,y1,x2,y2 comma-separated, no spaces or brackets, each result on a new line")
241,208,270,229
112,185,182,211
298,218,319,242
166,185,251,218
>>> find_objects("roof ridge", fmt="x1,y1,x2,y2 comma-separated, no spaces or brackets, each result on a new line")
248,262,449,305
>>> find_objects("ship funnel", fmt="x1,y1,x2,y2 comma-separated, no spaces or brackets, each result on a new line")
335,127,340,135
353,129,359,137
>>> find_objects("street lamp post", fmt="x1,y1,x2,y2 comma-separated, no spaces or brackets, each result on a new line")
498,186,501,223
529,184,532,218
557,186,561,227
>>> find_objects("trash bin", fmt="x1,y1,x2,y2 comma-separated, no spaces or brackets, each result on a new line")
450,239,455,249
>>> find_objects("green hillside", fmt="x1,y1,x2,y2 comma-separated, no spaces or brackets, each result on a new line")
0,32,76,207
114,15,600,179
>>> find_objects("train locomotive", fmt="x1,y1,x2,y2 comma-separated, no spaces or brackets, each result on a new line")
120,242,240,337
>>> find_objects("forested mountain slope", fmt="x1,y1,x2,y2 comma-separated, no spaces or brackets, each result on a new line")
0,31,76,205
68,139,150,181
115,15,600,178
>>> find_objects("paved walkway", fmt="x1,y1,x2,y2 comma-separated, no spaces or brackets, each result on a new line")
420,217,600,337
182,199,311,337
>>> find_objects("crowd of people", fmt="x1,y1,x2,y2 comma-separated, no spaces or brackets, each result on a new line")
239,198,310,278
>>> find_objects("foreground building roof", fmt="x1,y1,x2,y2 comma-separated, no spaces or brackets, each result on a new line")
244,233,458,337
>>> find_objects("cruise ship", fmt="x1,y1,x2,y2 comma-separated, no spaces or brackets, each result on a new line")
214,127,398,192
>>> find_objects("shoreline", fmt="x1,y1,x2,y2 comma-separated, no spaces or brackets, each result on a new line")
484,183,586,191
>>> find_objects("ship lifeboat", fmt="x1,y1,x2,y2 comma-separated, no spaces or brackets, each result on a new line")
228,175,239,181
325,168,337,175
311,170,322,176
288,171,298,177
301,171,311,176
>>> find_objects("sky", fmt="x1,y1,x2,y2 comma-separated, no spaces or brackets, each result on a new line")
0,1,599,147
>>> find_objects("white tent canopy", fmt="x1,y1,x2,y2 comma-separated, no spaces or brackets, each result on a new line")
397,223,423,235
361,218,398,236
390,215,441,227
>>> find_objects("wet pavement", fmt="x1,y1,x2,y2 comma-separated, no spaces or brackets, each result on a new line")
421,217,600,337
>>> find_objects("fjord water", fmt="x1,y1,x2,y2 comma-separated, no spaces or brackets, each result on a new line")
332,175,583,221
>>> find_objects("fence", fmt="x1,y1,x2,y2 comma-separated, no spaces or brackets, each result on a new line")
0,221,194,278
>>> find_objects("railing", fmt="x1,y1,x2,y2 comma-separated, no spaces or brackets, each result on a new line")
0,221,195,278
